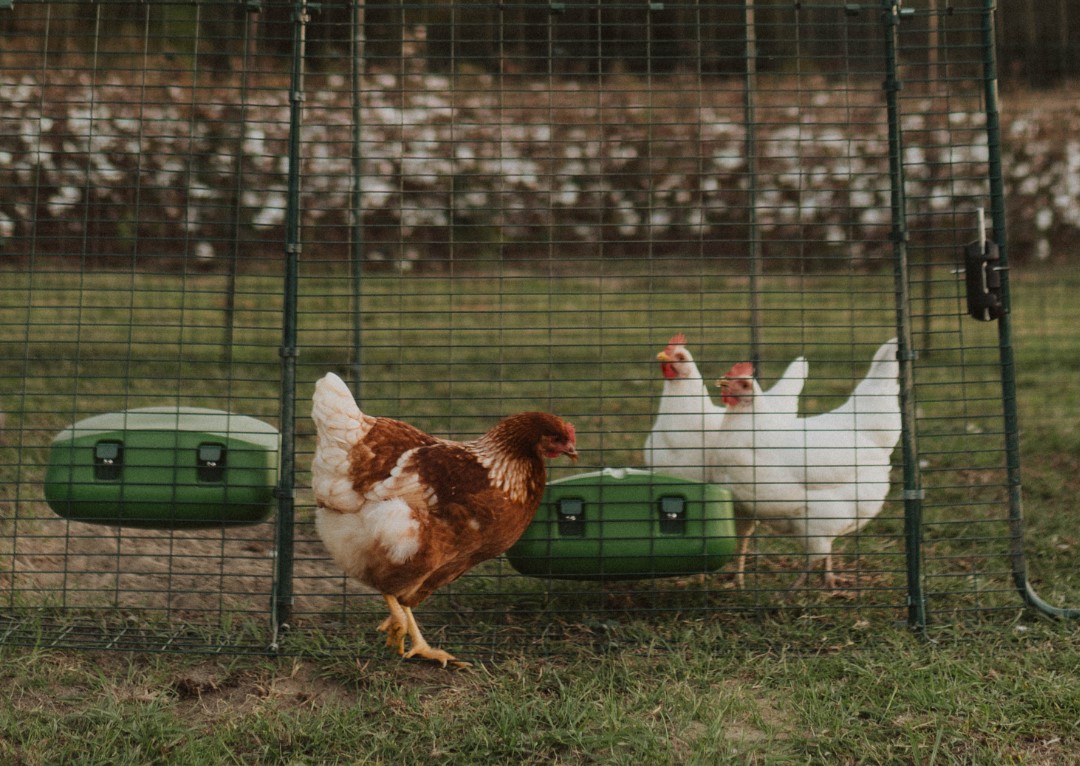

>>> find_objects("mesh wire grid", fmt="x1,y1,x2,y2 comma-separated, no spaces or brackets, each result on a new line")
0,1,1076,660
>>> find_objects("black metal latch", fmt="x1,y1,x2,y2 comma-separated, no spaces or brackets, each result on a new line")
556,497,585,537
964,210,1005,322
196,443,227,483
93,441,123,481
657,495,687,534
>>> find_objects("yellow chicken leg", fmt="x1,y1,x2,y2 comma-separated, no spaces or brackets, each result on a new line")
401,606,470,669
378,595,409,656
732,516,757,589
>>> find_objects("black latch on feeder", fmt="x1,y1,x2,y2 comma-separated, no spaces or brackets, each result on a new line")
93,441,123,481
964,210,1005,321
657,495,687,534
196,443,226,483
556,497,586,537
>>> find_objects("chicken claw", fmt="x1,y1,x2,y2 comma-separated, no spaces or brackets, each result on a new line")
403,643,469,669
379,595,409,656
401,606,471,669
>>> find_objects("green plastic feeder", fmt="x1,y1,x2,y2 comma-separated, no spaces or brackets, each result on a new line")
44,407,279,529
507,468,736,580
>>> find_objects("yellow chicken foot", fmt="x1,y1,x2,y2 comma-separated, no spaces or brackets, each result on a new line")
401,606,470,669
378,595,409,656
821,559,858,598
791,556,855,597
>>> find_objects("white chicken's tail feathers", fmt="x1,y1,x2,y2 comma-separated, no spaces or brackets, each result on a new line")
847,338,901,451
311,372,372,449
762,356,808,416
850,338,899,401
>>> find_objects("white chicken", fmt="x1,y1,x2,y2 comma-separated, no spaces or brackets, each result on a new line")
711,338,901,591
643,333,807,483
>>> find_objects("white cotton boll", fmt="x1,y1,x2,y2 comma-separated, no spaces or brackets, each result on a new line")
860,207,890,228
252,206,286,230
1036,238,1051,261
850,189,877,210
195,241,215,261
47,186,81,217
902,114,925,131
616,199,638,236
571,224,591,240
454,144,475,168
554,182,579,207
1018,175,1040,196
1010,161,1031,179
649,207,672,229
1008,118,1031,138
686,206,706,231
903,145,926,169
244,128,266,158
361,177,394,209
1066,141,1080,171
458,191,488,210
930,193,953,212
252,190,288,230
561,160,586,178
1035,207,1054,232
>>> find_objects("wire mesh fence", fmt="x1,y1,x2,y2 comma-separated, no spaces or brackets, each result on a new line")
1,0,1076,660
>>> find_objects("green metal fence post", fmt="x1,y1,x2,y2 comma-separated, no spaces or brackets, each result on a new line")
880,0,927,631
979,0,1079,620
349,0,365,396
271,0,309,647
744,0,762,369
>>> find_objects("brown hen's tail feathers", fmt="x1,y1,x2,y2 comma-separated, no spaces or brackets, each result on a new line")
311,372,374,451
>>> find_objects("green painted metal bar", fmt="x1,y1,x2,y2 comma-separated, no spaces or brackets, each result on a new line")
224,2,260,365
744,0,762,369
272,0,309,645
349,0,365,396
879,0,927,631
978,0,1079,620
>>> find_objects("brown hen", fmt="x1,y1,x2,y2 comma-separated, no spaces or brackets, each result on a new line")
311,372,577,667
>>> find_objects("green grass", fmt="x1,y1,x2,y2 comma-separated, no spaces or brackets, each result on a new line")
0,618,1076,764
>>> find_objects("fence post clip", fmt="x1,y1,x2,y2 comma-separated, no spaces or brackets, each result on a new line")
963,227,1005,322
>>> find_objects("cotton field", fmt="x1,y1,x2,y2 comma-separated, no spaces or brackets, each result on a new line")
1,68,1076,267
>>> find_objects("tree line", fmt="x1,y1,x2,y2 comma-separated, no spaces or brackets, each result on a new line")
2,0,1077,84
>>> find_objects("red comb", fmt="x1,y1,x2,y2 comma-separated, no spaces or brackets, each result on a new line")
565,422,577,442
668,332,686,346
727,361,755,378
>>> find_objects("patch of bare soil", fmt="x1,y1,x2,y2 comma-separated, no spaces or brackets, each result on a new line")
3,498,367,623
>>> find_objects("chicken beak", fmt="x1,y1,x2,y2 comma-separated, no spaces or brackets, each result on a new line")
565,445,579,462
656,351,671,362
